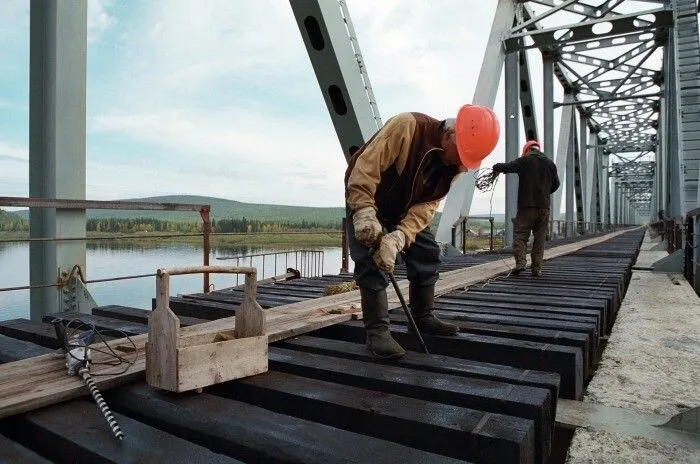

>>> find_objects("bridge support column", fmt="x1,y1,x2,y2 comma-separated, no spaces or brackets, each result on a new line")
29,1,88,320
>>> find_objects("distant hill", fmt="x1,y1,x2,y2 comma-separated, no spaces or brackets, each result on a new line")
9,195,509,226
13,195,347,225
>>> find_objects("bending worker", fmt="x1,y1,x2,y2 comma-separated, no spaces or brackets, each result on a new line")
492,140,560,277
345,105,499,359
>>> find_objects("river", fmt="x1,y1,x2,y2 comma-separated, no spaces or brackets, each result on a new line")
0,242,346,321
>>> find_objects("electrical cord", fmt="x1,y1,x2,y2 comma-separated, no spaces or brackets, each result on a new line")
62,318,137,375
53,318,137,441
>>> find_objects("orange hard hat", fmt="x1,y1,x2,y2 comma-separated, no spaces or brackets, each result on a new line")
454,104,500,169
521,140,541,157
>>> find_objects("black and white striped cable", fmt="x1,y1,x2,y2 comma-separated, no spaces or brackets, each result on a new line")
78,365,124,441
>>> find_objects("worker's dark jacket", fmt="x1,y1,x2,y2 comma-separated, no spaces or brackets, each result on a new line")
345,112,459,247
493,150,560,209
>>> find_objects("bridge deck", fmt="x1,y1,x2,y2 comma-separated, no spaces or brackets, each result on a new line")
0,229,661,464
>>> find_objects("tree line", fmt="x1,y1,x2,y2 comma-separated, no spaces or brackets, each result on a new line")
0,218,28,232
0,217,343,233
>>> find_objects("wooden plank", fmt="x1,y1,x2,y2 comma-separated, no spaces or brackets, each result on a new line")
277,335,561,401
446,293,610,333
217,370,536,463
165,296,238,319
0,335,53,363
92,305,209,327
0,229,634,419
175,335,268,392
41,312,148,337
0,320,61,349
425,309,598,336
106,384,464,464
313,321,584,400
389,313,595,373
0,433,52,464
185,290,305,306
471,284,615,311
423,228,636,301
434,299,603,330
264,347,550,463
0,401,240,463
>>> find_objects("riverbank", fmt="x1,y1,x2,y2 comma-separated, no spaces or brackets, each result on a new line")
0,231,344,247
0,231,501,250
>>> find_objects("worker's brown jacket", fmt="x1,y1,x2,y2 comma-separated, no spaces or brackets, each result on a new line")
345,112,459,247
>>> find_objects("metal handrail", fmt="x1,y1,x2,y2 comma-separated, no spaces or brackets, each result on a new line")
0,196,212,291
451,216,497,252
216,249,325,286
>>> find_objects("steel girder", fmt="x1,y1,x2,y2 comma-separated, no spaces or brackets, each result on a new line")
500,0,685,226
505,8,673,52
672,0,700,216
294,0,697,243
552,93,576,227
436,0,518,243
29,1,88,319
290,0,382,161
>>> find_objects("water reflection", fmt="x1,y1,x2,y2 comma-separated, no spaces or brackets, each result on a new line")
0,242,344,321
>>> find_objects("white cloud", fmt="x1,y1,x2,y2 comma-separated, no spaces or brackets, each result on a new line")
1,1,576,216
88,1,511,214
89,106,347,206
0,140,27,161
103,0,310,104
88,0,117,43
0,141,28,199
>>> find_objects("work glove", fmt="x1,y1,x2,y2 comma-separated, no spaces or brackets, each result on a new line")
352,206,382,247
372,230,406,273
492,163,505,173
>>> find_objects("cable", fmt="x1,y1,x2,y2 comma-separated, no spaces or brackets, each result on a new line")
53,318,137,440
79,365,124,440
63,318,137,375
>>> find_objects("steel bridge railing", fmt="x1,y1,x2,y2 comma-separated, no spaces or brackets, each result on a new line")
215,249,324,286
448,217,634,253
653,211,700,292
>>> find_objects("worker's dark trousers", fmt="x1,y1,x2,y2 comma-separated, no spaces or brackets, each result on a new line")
513,207,550,272
346,211,441,291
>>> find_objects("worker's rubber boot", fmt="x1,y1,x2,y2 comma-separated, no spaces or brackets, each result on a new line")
361,288,406,359
409,284,459,336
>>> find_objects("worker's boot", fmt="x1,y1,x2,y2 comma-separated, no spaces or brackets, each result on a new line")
361,288,406,359
409,284,459,336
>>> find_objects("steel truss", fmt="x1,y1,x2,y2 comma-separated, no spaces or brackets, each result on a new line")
293,0,699,247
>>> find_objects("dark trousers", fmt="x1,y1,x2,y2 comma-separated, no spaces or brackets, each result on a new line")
346,209,441,291
513,207,549,271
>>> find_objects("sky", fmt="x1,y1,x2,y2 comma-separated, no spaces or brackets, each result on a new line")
0,0,569,214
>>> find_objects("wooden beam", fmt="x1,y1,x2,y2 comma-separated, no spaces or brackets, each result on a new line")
0,228,637,419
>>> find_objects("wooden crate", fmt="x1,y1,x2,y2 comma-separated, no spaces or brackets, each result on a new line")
146,266,268,392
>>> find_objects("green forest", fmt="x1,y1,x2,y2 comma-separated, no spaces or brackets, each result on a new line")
1,195,504,235
0,214,340,234
0,210,26,231
1,195,346,233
